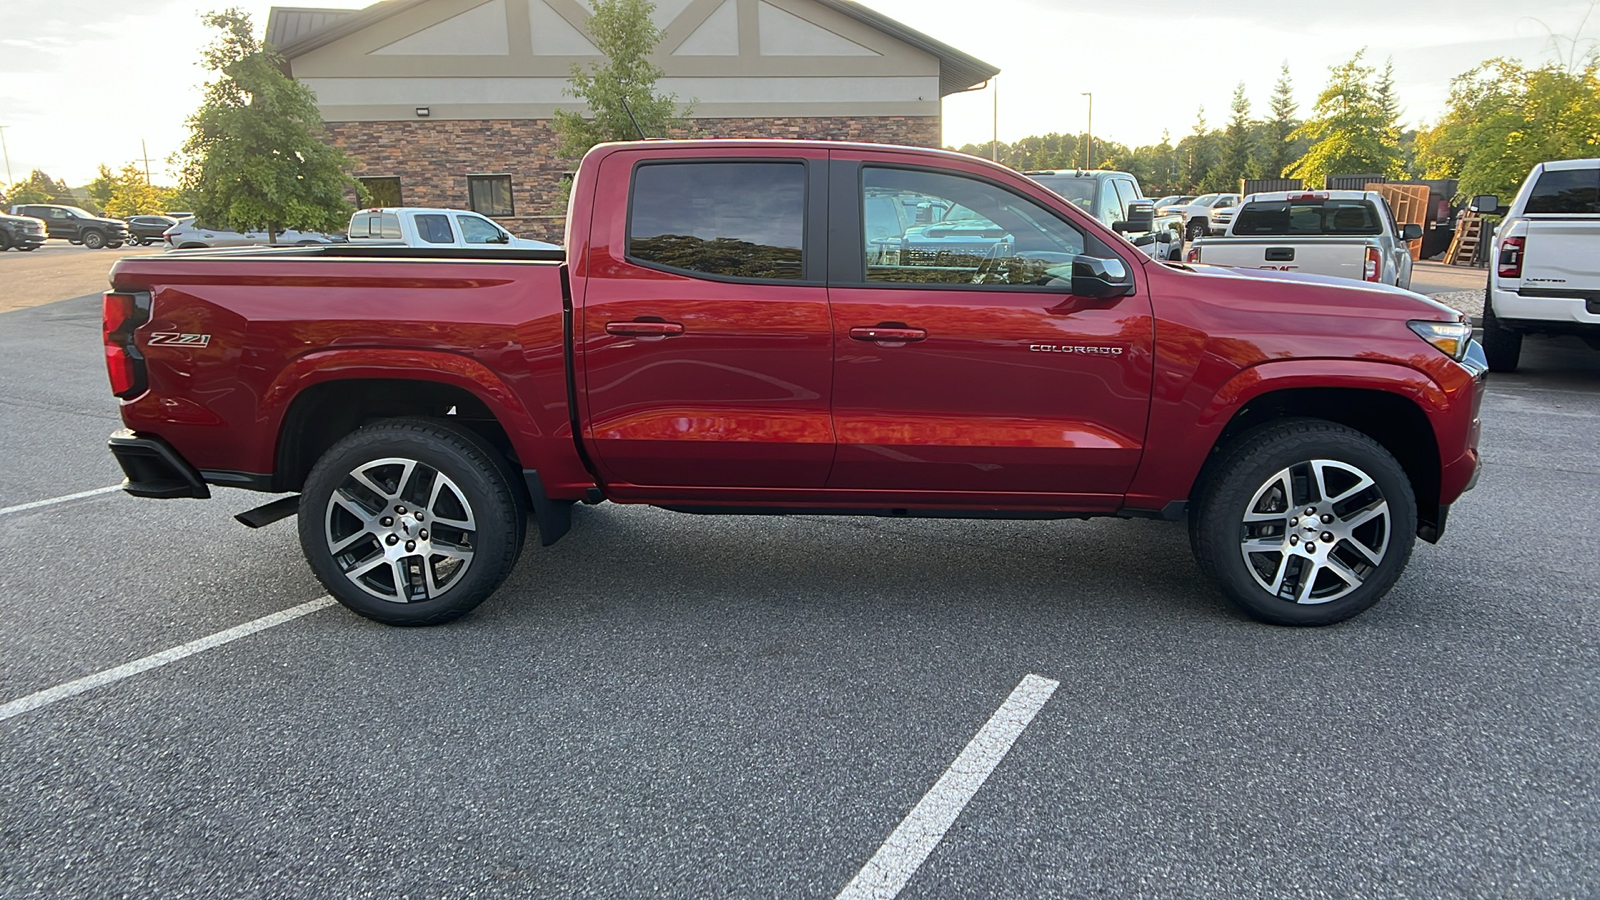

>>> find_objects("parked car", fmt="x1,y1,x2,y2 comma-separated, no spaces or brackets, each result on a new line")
347,207,558,249
1209,203,1240,235
1166,193,1242,240
0,211,47,251
1025,170,1183,260
104,139,1484,629
1185,190,1421,290
8,203,129,249
1475,158,1600,372
161,218,347,249
126,215,179,246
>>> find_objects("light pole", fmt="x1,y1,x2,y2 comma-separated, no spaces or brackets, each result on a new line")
1081,93,1093,169
991,77,999,162
0,126,12,187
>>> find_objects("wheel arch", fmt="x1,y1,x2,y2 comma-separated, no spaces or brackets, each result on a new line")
1197,384,1443,539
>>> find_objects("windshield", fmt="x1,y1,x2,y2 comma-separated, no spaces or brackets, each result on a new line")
1027,176,1097,212
1231,199,1383,236
1193,195,1221,207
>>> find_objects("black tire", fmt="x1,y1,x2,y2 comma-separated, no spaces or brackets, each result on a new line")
1191,419,1416,626
298,418,526,626
81,230,106,250
18,244,37,251
106,241,124,249
0,232,11,251
1481,273,1522,373
1186,219,1206,241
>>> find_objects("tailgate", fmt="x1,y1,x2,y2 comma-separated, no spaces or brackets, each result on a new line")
1521,218,1600,292
1198,238,1370,279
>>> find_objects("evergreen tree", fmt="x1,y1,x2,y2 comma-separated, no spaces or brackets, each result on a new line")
1265,62,1299,178
1213,83,1254,192
1180,106,1217,191
179,9,358,241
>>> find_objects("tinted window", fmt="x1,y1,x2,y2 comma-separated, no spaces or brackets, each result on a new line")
350,213,372,237
415,213,454,244
467,175,514,217
456,215,502,244
1027,175,1096,211
1232,200,1383,236
862,167,1086,287
629,162,805,281
1526,167,1600,214
377,214,401,240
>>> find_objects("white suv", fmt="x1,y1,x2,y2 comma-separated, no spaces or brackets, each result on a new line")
1476,159,1600,372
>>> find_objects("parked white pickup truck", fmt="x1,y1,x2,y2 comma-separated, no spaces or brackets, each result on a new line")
1185,190,1422,290
347,207,559,249
1474,158,1600,372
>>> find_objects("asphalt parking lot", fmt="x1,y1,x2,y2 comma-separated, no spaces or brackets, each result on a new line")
2,293,1597,898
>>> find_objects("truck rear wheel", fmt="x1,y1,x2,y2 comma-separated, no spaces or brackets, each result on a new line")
1191,419,1416,626
1481,280,1522,373
298,418,526,626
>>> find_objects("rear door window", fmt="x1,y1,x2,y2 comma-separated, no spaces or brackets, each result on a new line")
414,213,455,244
1525,167,1600,214
628,162,806,281
1232,200,1383,236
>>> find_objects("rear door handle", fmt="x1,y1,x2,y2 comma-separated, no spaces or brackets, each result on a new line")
849,326,927,342
606,321,685,337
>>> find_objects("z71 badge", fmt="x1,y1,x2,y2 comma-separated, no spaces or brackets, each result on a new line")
148,333,212,347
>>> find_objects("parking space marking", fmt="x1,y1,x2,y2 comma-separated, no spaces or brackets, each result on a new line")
836,673,1060,900
0,484,122,517
0,596,336,723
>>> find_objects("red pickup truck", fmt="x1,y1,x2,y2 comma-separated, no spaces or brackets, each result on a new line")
103,140,1486,627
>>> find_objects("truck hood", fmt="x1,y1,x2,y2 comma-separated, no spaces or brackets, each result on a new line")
1171,262,1463,321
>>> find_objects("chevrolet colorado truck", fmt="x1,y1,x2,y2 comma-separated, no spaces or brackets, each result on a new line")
1186,191,1422,289
103,140,1486,628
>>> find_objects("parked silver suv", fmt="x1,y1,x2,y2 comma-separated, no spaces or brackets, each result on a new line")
1475,158,1600,372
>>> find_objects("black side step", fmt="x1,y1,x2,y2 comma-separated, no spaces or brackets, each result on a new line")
236,495,301,528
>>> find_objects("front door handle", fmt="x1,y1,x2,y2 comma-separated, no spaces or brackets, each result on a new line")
606,321,685,337
849,325,927,343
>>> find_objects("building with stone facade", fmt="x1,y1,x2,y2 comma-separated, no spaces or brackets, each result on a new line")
266,0,997,240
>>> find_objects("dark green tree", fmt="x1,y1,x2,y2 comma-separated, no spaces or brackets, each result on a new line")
2,170,75,207
1264,62,1300,177
1212,83,1255,191
179,8,359,242
554,0,691,159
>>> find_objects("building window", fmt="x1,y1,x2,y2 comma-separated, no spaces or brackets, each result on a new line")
358,176,403,207
467,174,515,217
627,162,806,281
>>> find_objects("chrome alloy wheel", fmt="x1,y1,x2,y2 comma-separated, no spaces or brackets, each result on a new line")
324,457,477,603
1237,459,1391,605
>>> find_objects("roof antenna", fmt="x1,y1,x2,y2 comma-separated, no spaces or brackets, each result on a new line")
619,95,647,140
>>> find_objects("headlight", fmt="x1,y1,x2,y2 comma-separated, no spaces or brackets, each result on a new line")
1408,320,1473,361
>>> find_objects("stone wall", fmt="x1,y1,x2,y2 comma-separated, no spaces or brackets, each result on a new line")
323,115,941,243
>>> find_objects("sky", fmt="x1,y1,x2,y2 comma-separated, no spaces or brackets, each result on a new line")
0,0,1595,186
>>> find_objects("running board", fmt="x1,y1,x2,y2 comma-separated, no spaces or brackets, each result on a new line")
236,495,301,528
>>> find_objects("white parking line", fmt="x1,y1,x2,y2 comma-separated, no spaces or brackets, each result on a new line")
836,673,1060,900
0,484,122,517
0,596,337,722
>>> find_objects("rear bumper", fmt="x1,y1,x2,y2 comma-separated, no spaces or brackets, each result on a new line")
108,431,211,499
1492,286,1600,332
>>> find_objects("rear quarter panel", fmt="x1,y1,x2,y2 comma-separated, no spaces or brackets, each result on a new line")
107,254,590,495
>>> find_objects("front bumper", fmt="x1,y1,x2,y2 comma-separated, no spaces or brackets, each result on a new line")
108,431,211,499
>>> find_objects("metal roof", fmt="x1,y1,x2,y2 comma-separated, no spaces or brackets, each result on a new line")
268,0,998,96
265,7,362,49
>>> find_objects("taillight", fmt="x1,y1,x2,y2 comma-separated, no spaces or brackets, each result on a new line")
1498,236,1525,279
1364,247,1381,282
1186,245,1202,263
103,291,151,399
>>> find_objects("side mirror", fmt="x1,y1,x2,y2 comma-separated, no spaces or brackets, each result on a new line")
1469,195,1500,215
1401,223,1423,242
1071,255,1134,299
1119,201,1155,234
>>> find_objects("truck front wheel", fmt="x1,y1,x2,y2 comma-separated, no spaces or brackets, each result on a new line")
1191,419,1417,626
298,418,526,626
81,230,106,249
